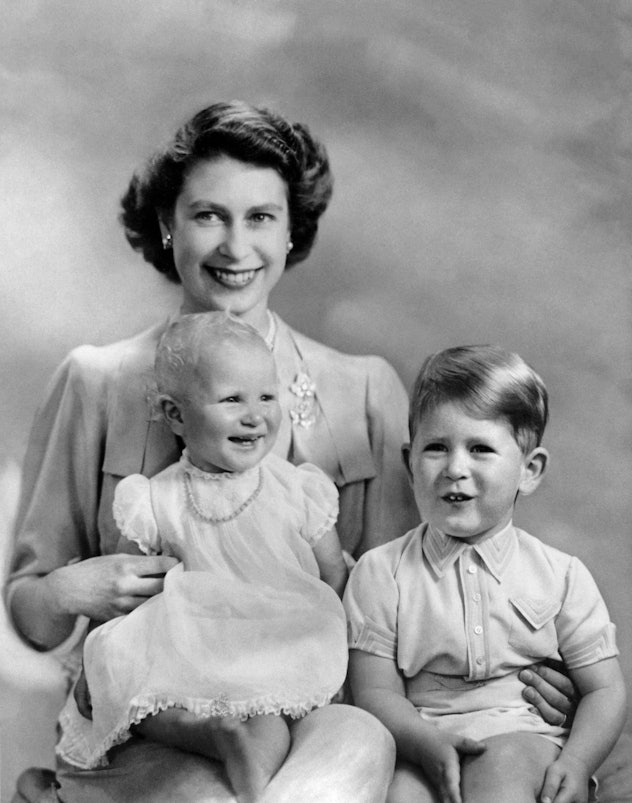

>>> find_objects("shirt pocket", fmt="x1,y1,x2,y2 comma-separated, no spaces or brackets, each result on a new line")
507,596,561,660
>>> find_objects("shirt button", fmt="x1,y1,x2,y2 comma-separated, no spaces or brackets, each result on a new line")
476,656,484,665
467,565,477,574
474,625,483,635
472,592,481,602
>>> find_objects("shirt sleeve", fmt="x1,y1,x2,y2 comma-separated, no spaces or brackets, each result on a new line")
112,475,161,554
337,357,419,558
343,547,399,660
294,463,339,546
556,556,619,669
7,347,111,600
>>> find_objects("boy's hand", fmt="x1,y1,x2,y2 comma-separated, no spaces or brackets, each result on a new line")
419,733,486,803
540,754,590,803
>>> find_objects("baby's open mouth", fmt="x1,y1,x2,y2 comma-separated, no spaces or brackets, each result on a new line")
206,267,261,287
229,435,263,445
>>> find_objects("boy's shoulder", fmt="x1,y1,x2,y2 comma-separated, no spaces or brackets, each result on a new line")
355,525,425,572
514,527,575,567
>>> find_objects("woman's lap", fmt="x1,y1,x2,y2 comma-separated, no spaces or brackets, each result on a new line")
55,705,395,803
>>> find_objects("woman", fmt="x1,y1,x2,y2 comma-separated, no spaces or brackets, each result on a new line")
7,101,575,802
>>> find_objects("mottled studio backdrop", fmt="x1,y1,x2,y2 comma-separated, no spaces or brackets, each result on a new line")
1,0,631,757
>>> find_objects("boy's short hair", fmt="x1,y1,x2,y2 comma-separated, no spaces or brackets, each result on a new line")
154,312,271,403
409,345,548,454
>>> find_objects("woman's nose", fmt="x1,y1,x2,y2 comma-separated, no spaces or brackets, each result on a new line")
218,223,250,261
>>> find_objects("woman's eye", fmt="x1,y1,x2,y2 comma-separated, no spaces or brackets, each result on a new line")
194,210,222,222
249,212,274,224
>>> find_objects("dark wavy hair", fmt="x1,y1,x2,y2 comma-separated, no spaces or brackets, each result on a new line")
409,345,549,454
120,100,333,282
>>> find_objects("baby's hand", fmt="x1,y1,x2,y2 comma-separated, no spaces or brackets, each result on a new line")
419,732,486,803
540,753,590,803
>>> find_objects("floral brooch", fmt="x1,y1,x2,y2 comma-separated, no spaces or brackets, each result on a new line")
289,370,317,428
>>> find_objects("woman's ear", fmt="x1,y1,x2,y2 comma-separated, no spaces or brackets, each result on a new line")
160,396,185,436
519,447,549,496
157,211,171,242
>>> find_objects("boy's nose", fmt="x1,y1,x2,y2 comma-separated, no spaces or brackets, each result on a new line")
443,451,469,480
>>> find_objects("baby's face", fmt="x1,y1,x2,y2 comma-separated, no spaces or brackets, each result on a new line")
179,341,281,473
406,402,533,543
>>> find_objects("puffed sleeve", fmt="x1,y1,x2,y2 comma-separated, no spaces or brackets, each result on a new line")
112,475,161,555
556,557,619,670
7,347,111,596
337,357,419,557
295,463,339,547
343,547,399,661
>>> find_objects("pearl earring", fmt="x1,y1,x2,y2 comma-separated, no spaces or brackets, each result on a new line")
286,241,293,254
162,233,173,250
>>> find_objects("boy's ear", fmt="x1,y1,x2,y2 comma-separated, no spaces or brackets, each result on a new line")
160,396,184,436
401,443,414,485
519,447,549,496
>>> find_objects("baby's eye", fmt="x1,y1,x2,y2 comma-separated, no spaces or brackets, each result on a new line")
221,395,240,403
260,393,277,402
423,442,447,452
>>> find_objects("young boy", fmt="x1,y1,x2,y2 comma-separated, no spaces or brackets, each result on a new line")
344,345,626,803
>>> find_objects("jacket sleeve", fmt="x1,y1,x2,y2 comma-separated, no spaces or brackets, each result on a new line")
337,357,419,557
7,346,112,601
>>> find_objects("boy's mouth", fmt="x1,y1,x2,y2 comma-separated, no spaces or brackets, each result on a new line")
442,493,473,503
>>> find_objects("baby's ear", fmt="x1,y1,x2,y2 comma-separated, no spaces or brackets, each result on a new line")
160,396,184,435
519,447,549,496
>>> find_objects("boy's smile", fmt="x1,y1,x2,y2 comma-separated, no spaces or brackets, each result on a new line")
404,401,547,544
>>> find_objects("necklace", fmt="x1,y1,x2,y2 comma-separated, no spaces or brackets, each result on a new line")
183,467,263,523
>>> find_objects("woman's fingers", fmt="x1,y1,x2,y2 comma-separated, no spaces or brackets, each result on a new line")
519,665,577,726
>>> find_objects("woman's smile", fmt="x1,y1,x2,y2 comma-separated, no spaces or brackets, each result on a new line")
205,266,263,289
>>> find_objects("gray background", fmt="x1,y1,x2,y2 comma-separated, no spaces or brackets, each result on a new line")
1,0,630,775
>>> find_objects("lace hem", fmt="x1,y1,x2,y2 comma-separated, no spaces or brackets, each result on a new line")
57,689,336,769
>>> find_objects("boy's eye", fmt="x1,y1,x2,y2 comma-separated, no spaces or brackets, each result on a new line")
471,444,494,453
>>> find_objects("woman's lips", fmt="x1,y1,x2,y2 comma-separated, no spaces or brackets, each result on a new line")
205,266,261,287
441,493,473,503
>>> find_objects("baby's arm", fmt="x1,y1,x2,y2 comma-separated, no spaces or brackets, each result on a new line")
349,649,485,803
313,526,348,597
540,656,626,803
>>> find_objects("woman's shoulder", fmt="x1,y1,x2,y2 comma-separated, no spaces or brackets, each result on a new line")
280,318,401,384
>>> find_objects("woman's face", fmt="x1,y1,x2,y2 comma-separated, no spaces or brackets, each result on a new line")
162,155,291,333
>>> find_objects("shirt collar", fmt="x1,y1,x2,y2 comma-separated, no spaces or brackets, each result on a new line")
422,521,517,581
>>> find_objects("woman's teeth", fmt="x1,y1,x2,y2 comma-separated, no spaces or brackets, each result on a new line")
208,268,259,287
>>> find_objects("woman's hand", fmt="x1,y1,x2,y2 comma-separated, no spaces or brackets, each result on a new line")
51,553,180,622
11,553,179,650
520,661,578,727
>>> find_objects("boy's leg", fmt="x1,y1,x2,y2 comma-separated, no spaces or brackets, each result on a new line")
386,760,438,803
461,732,560,803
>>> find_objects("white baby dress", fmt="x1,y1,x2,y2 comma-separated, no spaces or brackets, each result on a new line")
57,451,348,769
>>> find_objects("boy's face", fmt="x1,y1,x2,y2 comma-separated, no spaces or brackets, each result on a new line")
404,401,547,543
